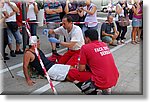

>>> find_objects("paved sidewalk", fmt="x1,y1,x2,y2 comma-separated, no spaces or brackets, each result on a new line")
111,41,142,95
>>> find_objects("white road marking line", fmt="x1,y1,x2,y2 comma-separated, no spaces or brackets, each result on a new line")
30,81,60,95
0,48,67,74
0,63,23,74
110,39,131,52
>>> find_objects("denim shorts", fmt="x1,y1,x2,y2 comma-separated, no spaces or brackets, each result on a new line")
132,17,142,27
47,23,60,38
7,28,22,44
102,36,112,43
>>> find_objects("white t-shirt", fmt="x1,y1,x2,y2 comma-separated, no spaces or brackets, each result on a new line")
3,2,17,22
115,3,125,21
54,25,85,50
27,2,37,21
47,64,70,81
83,3,98,27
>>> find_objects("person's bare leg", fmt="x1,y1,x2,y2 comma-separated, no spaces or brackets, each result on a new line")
8,44,13,51
131,27,137,44
51,42,56,51
16,43,20,51
137,28,142,42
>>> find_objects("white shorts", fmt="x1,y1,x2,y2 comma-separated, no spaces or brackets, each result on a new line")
47,64,70,81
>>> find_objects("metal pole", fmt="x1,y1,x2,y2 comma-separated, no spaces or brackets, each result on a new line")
22,2,27,51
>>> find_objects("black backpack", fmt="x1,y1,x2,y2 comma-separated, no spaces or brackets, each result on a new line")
129,8,133,20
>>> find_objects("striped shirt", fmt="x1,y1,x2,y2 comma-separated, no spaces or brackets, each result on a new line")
44,1,62,22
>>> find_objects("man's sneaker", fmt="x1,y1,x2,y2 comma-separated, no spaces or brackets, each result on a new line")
117,40,122,45
121,40,125,44
15,49,24,54
56,43,60,48
4,56,10,60
10,50,16,57
53,52,61,56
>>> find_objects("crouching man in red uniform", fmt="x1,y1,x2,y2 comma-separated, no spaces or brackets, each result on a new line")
66,29,119,95
46,15,84,66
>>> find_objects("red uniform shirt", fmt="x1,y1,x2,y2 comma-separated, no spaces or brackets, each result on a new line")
79,41,119,89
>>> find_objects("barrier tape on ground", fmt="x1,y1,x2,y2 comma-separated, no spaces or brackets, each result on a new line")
24,20,57,95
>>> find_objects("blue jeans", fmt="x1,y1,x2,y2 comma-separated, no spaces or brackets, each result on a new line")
7,28,22,44
29,20,37,36
82,24,98,36
47,23,60,38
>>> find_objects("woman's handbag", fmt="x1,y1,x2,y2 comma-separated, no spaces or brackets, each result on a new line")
118,16,130,27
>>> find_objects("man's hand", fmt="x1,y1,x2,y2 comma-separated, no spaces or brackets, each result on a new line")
112,34,118,39
27,79,35,86
48,37,60,43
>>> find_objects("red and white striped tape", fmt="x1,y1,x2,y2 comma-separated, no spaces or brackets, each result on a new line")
23,21,101,25
23,20,132,25
24,20,57,95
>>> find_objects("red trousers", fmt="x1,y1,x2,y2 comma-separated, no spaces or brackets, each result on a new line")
67,68,92,82
58,50,80,66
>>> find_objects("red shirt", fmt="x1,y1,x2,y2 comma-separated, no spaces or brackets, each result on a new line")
16,2,22,27
79,41,119,89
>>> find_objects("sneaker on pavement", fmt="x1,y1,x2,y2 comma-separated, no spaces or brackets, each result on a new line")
15,49,24,54
121,40,125,44
4,56,10,60
53,52,61,56
10,50,16,57
56,43,60,48
117,40,122,45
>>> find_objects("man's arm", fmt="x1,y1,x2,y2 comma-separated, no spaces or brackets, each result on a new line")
45,6,62,14
64,0,70,14
7,2,19,13
33,2,39,15
52,6,62,13
23,52,35,86
45,8,57,15
113,26,119,34
102,31,114,37
81,6,97,15
116,4,122,14
78,46,87,72
48,37,77,49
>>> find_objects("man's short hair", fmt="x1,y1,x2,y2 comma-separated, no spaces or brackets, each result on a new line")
63,15,73,23
107,15,113,20
84,29,99,41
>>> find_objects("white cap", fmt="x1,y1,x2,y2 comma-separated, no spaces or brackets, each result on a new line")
29,36,37,45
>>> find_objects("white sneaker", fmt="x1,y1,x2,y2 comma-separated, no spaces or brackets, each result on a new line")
121,40,125,44
117,40,122,45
